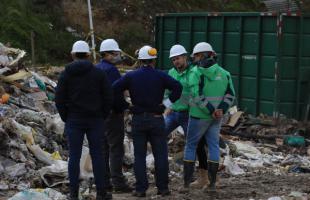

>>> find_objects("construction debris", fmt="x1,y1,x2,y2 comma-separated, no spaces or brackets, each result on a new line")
0,43,26,70
0,45,309,200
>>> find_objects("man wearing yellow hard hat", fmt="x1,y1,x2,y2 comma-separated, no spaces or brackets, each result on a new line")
113,45,182,197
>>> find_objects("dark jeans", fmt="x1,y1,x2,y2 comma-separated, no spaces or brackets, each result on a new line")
132,114,169,192
65,118,107,190
103,113,127,188
164,111,189,136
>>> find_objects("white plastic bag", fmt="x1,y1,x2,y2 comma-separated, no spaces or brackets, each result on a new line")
223,146,245,176
79,146,94,180
28,145,62,165
38,160,68,187
8,188,67,200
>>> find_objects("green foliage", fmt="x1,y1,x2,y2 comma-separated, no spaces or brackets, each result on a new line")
0,0,78,64
0,0,281,64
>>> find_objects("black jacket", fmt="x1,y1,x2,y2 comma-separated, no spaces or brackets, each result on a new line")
55,60,113,122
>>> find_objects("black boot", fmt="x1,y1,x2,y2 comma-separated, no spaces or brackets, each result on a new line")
69,187,79,200
96,189,112,200
197,138,208,170
179,161,195,193
207,162,219,191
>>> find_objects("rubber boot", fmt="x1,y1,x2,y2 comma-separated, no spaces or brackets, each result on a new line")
179,161,195,193
69,187,79,200
190,168,208,189
207,162,219,192
96,189,112,200
197,138,208,170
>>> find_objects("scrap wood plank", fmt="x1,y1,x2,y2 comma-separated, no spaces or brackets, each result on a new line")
227,111,243,127
0,70,34,93
0,70,31,82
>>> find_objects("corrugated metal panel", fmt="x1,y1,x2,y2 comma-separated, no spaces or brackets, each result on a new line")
155,12,310,120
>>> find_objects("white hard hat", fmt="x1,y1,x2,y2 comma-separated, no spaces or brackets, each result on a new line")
138,45,157,60
71,40,90,53
169,44,187,58
100,39,121,52
192,42,214,56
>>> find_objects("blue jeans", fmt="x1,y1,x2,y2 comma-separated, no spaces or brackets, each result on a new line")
164,111,189,136
184,117,221,162
65,118,108,190
131,114,169,192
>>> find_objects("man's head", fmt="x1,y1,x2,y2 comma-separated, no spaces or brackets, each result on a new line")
191,42,216,67
71,40,90,60
99,39,122,64
169,44,188,71
138,45,157,67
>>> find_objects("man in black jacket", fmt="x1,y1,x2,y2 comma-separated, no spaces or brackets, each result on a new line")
55,40,113,200
96,39,131,193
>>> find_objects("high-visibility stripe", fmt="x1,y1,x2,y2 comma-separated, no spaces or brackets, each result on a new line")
224,99,233,105
205,96,223,101
224,94,235,99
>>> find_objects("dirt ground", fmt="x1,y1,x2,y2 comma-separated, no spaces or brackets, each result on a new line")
109,171,310,200
1,166,310,200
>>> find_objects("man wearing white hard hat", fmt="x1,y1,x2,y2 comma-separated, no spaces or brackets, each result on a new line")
55,40,113,200
96,39,132,193
182,42,235,192
113,45,182,197
165,44,209,190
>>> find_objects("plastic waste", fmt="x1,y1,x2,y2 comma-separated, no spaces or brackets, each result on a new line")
284,135,305,147
289,165,310,173
6,163,27,177
8,188,67,200
2,118,35,145
268,197,282,200
28,145,62,165
223,155,245,175
223,147,245,175
232,141,262,160
39,160,68,187
79,146,94,180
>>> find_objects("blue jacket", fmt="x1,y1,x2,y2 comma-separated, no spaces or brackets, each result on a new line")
96,59,129,113
113,66,182,114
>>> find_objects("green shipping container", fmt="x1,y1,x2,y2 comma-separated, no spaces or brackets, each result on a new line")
155,12,310,120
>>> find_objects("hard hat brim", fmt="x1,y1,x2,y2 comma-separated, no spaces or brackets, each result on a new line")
100,48,122,52
169,53,187,59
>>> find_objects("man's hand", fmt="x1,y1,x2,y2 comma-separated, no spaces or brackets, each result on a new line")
164,108,173,116
212,109,223,119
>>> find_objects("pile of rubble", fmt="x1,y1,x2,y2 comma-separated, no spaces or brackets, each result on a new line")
0,44,70,199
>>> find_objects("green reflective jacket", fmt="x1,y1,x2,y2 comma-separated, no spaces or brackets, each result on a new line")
167,64,194,111
188,63,235,120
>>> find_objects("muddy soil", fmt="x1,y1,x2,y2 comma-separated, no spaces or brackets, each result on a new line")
1,168,310,200
111,171,310,200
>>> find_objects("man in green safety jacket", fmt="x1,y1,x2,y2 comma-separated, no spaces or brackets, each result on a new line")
164,44,209,189
182,42,235,192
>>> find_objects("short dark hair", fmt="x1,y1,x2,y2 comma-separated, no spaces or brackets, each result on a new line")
140,59,154,65
100,51,116,58
74,52,89,59
100,52,108,57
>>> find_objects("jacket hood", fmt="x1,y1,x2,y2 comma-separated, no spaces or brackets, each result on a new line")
65,60,93,76
199,63,219,79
